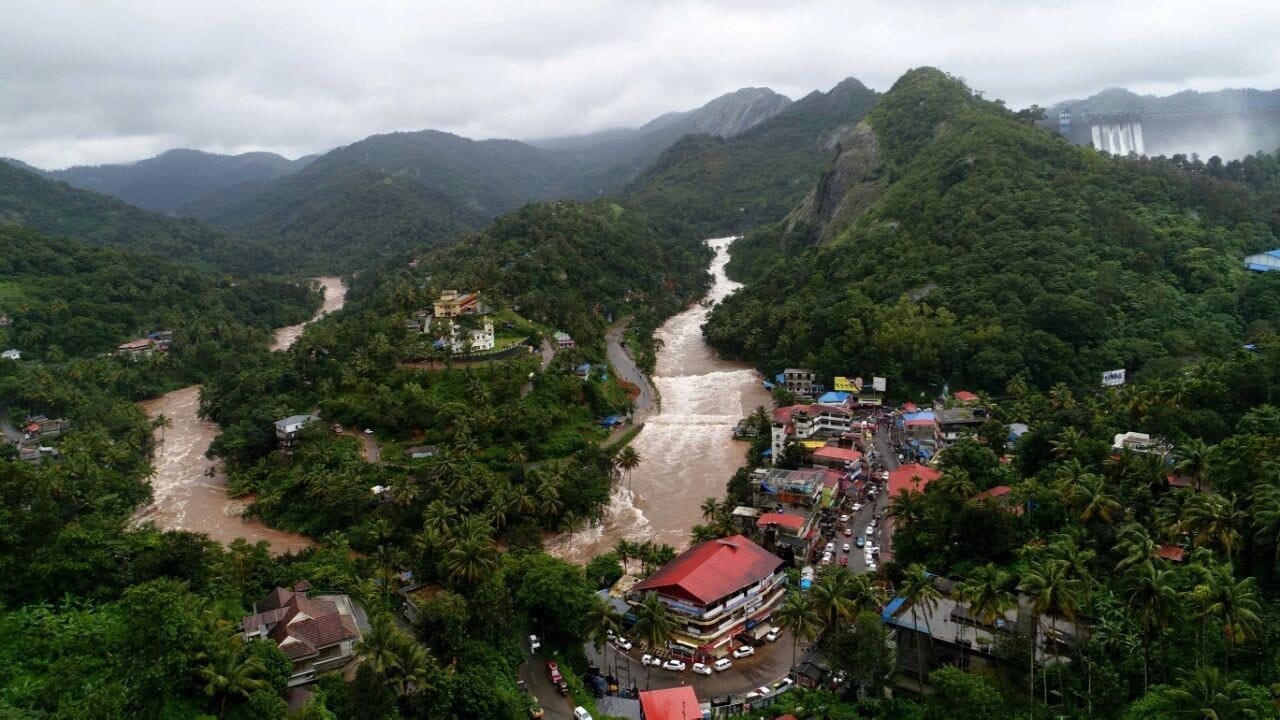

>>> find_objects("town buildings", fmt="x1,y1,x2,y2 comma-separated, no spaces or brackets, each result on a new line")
240,582,362,687
769,404,853,463
935,405,988,443
628,535,786,657
116,338,162,361
433,289,480,317
781,368,817,398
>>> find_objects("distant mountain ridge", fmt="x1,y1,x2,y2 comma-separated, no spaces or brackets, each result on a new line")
38,148,314,215
1049,86,1280,116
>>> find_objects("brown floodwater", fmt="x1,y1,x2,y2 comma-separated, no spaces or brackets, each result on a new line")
133,277,346,553
271,276,347,351
547,238,772,563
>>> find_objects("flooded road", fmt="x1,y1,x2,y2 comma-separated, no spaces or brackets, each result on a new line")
134,277,346,553
271,276,346,351
548,237,772,563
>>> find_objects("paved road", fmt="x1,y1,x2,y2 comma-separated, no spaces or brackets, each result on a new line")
587,632,797,699
521,339,555,398
519,653,576,720
605,322,654,419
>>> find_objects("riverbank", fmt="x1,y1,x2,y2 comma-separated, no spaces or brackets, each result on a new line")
271,276,346,351
546,238,771,564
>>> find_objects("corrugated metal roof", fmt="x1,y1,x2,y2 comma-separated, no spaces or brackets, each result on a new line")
631,535,782,606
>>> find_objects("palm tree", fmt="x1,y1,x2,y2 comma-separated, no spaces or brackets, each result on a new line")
615,445,641,491
198,634,270,718
1019,559,1081,703
422,499,458,538
957,563,1016,629
389,641,433,696
1249,483,1280,569
810,570,856,631
898,563,941,687
584,596,624,671
1114,523,1158,573
630,592,676,686
774,592,820,668
356,613,404,675
373,544,406,606
699,497,720,522
1175,438,1214,492
887,489,925,527
507,442,528,466
1199,564,1262,671
1181,493,1247,562
933,468,976,501
614,539,634,576
1151,667,1258,720
1051,427,1089,462
1063,473,1123,524
444,519,500,586
1122,561,1178,691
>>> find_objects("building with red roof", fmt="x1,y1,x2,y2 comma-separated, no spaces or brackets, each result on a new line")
953,391,980,403
1156,545,1185,562
241,583,362,686
630,535,786,655
756,512,807,533
812,446,863,471
639,686,701,720
770,404,853,463
971,485,1024,515
888,463,942,498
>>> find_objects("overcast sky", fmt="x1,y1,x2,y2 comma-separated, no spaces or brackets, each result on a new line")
3,0,1279,169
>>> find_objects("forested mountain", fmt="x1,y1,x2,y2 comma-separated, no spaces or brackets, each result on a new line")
705,67,1280,394
1049,86,1280,117
0,159,280,273
192,158,489,274
0,225,318,360
41,149,314,215
624,77,881,236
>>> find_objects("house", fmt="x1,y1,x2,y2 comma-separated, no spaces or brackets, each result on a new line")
116,338,161,361
1,348,19,361
731,505,762,532
433,290,480,317
952,390,980,404
770,404,853,463
629,535,786,657
882,573,1083,680
553,331,576,349
441,317,494,353
753,467,835,507
406,445,437,460
811,446,863,472
1243,249,1280,272
24,416,70,438
936,405,988,444
791,648,831,689
275,413,319,447
971,485,1024,515
1157,545,1186,562
756,511,818,561
639,686,701,720
240,582,362,686
1112,431,1171,457
574,363,592,379
888,463,941,499
149,330,175,349
782,368,816,398
816,391,851,407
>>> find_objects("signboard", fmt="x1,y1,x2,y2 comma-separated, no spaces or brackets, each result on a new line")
1102,369,1126,387
834,376,860,392
872,376,887,392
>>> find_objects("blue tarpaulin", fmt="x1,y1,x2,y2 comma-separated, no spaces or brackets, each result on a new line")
601,415,621,428
818,391,850,405
775,373,785,384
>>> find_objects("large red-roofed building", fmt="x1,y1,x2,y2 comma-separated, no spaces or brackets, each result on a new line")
812,446,863,471
639,686,701,720
888,463,941,498
630,535,786,655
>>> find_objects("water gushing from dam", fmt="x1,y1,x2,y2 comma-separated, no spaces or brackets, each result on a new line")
1091,121,1146,156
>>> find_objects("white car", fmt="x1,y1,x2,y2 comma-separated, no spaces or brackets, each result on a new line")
662,659,687,672
765,628,781,642
363,428,374,434
641,654,660,666
865,524,874,535
851,503,863,511
773,677,795,691
868,561,878,571
573,708,592,720
745,686,771,700
713,658,733,672
824,542,835,553
842,542,851,552
732,645,756,659
614,637,633,651
821,552,832,564
528,634,541,653
692,662,712,676
839,514,849,522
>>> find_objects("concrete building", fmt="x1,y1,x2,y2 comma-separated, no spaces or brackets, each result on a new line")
770,404,853,463
275,413,319,448
433,289,480,317
629,535,786,658
444,318,494,353
782,368,816,398
553,331,576,349
936,405,988,444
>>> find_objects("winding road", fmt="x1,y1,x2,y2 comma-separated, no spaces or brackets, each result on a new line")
606,322,655,420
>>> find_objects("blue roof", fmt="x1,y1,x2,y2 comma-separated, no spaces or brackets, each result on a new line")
1267,249,1280,258
575,363,591,372
818,391,850,404
602,415,621,426
775,373,786,384
881,597,906,623
761,448,773,458
1246,263,1278,272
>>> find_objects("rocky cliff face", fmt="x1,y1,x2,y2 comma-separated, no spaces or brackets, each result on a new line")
682,87,793,137
786,121,882,243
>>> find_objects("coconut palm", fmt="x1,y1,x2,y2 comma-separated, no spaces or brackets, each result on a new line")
810,570,856,631
615,445,641,490
356,613,405,675
1122,561,1178,691
898,563,942,686
198,632,269,718
956,563,1016,629
1063,472,1123,524
1114,523,1159,573
389,641,433,696
1019,559,1082,702
887,489,926,527
444,520,500,586
1198,564,1262,671
1181,493,1247,562
583,595,624,671
1051,427,1089,462
1150,667,1258,720
422,499,458,537
774,592,821,668
630,592,676,686
1175,438,1214,492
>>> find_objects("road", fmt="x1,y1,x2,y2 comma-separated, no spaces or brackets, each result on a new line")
521,339,555,398
586,633,797,701
605,322,654,420
519,653,577,720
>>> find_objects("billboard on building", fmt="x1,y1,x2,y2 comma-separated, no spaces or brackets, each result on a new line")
872,376,887,392
1102,369,1126,387
833,376,857,392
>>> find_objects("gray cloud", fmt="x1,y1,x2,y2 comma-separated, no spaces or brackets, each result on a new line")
2,0,1278,168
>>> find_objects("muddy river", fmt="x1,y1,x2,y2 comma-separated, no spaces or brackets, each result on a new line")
547,238,772,563
133,277,345,553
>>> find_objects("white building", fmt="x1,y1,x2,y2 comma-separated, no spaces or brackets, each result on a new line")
1243,250,1280,273
447,318,494,354
1,349,20,361
770,403,853,463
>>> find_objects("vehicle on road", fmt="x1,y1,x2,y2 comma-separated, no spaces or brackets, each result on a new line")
824,542,835,553
614,637,633,651
692,662,712,675
773,677,795,691
546,661,569,695
856,536,865,548
842,542,851,552
839,556,848,567
733,645,756,659
529,701,544,719
573,707,592,720
745,686,771,700
713,658,733,672
821,552,832,564
765,628,781,642
641,654,661,666
844,527,853,537
839,514,849,522
865,524,874,535
363,428,374,434
868,561,878,571
852,502,863,511
529,634,541,653
662,659,687,672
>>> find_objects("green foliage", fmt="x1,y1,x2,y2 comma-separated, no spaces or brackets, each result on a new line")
924,667,1009,720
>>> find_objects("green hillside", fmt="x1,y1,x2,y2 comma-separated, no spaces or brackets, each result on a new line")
705,68,1280,393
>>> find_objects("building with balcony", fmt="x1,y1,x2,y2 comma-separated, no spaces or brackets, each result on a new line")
433,289,481,317
241,582,362,687
770,404,853,463
629,535,786,658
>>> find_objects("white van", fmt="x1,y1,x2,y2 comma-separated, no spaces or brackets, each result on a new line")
573,707,592,720
713,657,733,672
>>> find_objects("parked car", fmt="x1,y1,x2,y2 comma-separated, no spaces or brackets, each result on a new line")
842,542,851,552
363,428,374,435
865,524,874,535
745,686,771,700
662,659,687,672
772,677,795,691
641,654,661,666
839,514,850,522
733,645,756,659
692,662,712,675
868,561,878,571
614,637,633,651
824,542,835,553
713,658,733,672
529,634,541,653
765,627,781,642
852,502,863,511
856,536,865,548
573,707,592,720
546,662,568,695
844,527,853,537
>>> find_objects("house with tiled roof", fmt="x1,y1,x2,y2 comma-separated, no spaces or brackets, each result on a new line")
629,535,785,658
241,581,362,686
